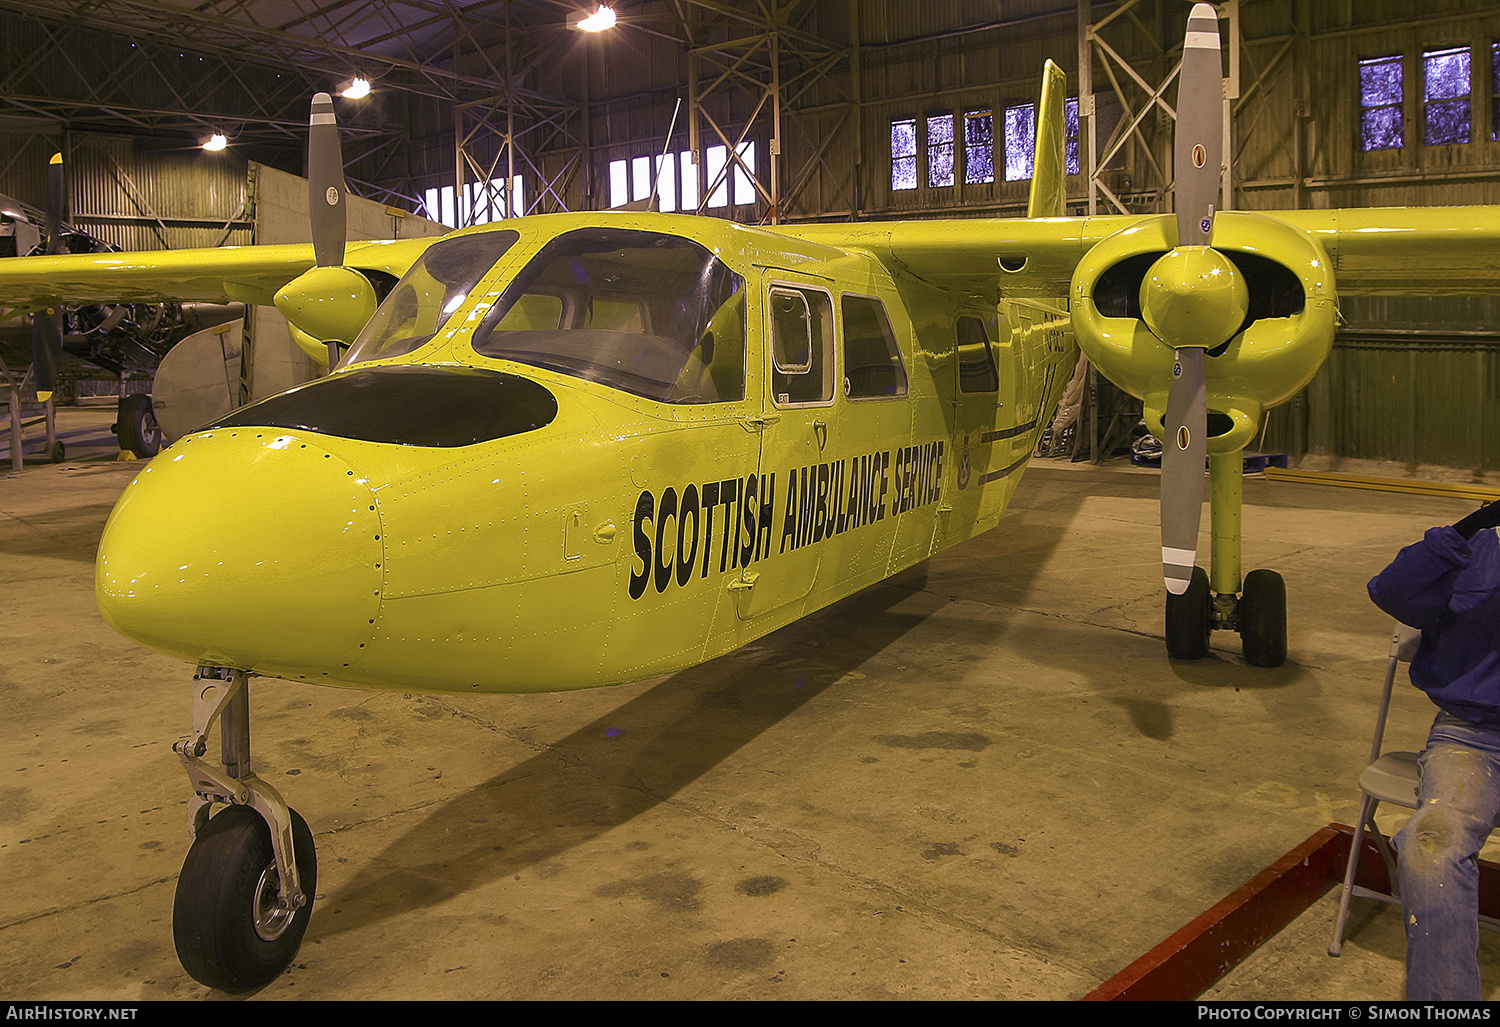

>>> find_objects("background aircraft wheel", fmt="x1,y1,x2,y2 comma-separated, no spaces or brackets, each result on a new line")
172,804,317,993
1239,568,1287,668
116,393,164,458
1165,565,1212,660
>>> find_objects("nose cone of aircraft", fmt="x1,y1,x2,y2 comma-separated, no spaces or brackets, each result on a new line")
1139,245,1249,351
96,430,384,677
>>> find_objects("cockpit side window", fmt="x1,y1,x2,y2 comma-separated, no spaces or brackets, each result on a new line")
344,230,519,366
471,228,746,405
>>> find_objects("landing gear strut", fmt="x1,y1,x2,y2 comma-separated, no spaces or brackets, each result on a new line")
171,668,316,992
1163,453,1288,667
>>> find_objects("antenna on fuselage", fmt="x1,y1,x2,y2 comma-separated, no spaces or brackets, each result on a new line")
643,97,683,214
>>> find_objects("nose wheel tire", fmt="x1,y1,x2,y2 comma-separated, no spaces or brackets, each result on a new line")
172,804,317,993
1165,565,1212,660
1239,568,1287,668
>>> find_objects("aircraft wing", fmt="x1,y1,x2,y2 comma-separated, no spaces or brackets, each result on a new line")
0,236,436,318
794,206,1500,301
1272,207,1500,296
787,216,1135,299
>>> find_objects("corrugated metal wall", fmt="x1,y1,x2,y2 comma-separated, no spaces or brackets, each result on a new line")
67,136,254,251
0,131,253,251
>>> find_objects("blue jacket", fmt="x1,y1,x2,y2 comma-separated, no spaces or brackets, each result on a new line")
1368,526,1500,725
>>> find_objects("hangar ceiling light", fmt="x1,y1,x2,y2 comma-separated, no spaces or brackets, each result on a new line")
569,5,616,32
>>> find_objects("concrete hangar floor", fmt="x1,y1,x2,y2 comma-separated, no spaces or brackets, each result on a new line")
5,403,1500,1001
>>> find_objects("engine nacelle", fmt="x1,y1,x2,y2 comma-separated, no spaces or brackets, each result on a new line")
273,264,379,362
1070,211,1337,454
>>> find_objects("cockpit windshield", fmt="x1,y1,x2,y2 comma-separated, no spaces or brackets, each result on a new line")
344,230,519,366
470,228,745,404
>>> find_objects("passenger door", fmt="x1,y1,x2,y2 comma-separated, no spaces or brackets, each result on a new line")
732,270,838,620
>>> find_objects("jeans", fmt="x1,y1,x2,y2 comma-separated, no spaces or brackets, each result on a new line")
1395,711,1500,1000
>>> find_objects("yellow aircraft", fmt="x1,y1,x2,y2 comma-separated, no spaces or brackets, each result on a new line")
3,4,1498,992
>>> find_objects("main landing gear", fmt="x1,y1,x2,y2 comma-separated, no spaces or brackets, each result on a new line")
1165,565,1287,667
171,667,317,993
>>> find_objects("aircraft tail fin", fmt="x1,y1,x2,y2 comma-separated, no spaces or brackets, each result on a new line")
1026,60,1068,219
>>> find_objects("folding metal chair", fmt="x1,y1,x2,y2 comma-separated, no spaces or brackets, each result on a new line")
1328,622,1423,957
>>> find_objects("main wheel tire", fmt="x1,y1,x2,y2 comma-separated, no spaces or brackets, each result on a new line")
1165,565,1212,660
117,393,164,458
1240,568,1288,668
173,805,317,993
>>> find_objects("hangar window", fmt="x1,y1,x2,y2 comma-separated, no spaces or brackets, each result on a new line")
842,296,908,400
964,110,995,185
928,114,955,188
423,177,523,227
608,145,753,212
705,143,758,207
1359,55,1404,151
1424,46,1471,145
891,118,918,190
1005,104,1036,181
1003,98,1081,181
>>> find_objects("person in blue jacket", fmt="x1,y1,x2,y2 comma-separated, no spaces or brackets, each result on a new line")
1368,502,1500,1001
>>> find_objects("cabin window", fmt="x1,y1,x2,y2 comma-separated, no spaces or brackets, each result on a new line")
956,315,999,393
769,285,834,406
471,228,745,404
841,296,908,400
345,229,520,366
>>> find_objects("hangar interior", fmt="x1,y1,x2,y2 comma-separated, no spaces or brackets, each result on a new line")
5,0,1500,1002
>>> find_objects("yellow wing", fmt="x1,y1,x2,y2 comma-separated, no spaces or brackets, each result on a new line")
1273,207,1500,296
0,236,437,319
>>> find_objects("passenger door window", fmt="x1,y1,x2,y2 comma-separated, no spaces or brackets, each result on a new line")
842,295,909,400
769,285,833,406
957,314,999,393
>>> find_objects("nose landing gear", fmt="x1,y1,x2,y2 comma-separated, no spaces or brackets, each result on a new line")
1163,564,1287,667
171,668,317,993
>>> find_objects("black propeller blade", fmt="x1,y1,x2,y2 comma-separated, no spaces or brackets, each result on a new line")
272,92,377,371
307,92,347,270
